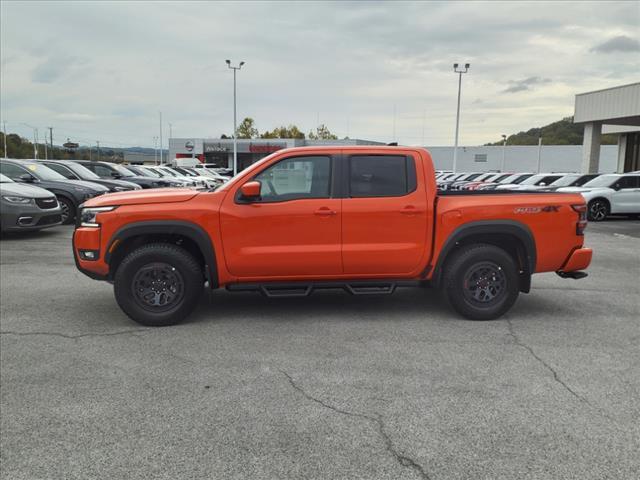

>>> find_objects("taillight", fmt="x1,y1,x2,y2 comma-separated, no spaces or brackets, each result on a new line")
572,204,587,235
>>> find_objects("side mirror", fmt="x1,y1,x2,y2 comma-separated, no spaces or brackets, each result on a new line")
612,183,621,191
240,181,261,200
539,182,546,186
110,172,122,179
19,173,36,183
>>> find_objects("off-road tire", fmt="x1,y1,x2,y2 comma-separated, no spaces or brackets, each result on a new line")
114,243,203,326
443,244,520,320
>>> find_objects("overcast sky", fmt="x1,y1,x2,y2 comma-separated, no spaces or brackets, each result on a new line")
1,1,639,149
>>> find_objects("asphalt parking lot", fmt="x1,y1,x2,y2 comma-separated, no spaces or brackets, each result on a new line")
1,220,639,480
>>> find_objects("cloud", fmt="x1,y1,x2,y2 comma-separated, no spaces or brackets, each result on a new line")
1,1,640,147
590,35,640,53
31,55,87,83
502,77,552,94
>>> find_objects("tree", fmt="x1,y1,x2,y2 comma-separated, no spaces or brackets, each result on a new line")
308,124,338,140
260,125,305,139
236,117,258,139
485,116,617,146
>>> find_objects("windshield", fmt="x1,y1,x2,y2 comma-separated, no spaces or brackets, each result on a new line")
159,168,178,177
0,173,13,183
23,163,67,181
582,175,619,188
519,174,555,185
549,175,580,187
67,163,101,179
111,164,135,177
140,167,162,178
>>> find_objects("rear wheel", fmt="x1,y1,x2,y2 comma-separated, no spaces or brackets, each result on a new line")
443,244,520,320
57,196,75,224
114,243,203,326
587,198,609,221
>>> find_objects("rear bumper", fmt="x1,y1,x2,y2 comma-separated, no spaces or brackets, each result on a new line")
558,247,592,273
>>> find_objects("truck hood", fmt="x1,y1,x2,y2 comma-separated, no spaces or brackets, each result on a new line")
0,182,56,198
83,188,199,207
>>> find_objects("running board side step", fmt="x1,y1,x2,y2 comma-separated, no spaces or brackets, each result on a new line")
226,280,423,298
556,271,588,279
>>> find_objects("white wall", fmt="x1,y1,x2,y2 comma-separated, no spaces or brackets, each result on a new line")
426,145,619,173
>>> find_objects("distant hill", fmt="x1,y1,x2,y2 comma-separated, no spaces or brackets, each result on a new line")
486,117,618,146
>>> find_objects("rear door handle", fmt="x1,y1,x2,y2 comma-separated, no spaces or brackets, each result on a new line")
400,205,421,215
314,207,337,216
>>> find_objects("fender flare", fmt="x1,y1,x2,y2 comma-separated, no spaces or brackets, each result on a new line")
432,220,536,291
105,220,219,288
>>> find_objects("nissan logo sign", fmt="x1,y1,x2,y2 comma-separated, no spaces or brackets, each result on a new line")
185,141,194,152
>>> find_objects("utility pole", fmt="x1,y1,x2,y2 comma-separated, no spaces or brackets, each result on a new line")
48,127,53,159
96,141,101,161
536,136,543,173
226,59,245,175
452,63,470,172
44,136,48,159
154,136,158,164
2,121,7,159
169,122,173,139
501,134,507,172
159,111,163,165
89,145,92,161
34,128,38,159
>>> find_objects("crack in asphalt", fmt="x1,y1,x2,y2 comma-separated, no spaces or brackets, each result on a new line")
280,370,430,480
0,329,148,340
505,319,591,405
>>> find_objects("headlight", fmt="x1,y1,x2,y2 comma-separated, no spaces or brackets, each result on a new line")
113,186,128,192
79,206,117,227
3,196,33,204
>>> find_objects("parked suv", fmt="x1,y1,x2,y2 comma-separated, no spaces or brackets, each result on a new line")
558,173,640,221
0,173,62,232
40,160,141,192
72,161,169,189
0,159,108,224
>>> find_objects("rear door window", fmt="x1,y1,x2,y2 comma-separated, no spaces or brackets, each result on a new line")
349,155,416,197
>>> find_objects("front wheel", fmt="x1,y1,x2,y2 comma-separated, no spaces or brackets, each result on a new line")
57,196,76,225
443,244,520,320
114,243,203,326
587,199,609,221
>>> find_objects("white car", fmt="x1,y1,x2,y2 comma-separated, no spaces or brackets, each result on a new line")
558,173,640,221
496,173,565,190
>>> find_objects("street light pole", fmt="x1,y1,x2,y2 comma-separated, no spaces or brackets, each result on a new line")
452,63,470,173
226,59,245,176
501,134,507,172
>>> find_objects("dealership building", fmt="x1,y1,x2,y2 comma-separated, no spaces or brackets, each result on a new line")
575,82,640,173
168,138,384,171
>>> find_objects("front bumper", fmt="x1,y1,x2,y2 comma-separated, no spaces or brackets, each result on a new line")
72,227,109,280
0,204,63,232
558,247,592,274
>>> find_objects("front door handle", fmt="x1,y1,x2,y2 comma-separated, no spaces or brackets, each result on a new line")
314,207,337,216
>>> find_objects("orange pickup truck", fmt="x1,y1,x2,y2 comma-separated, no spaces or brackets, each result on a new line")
73,146,592,326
